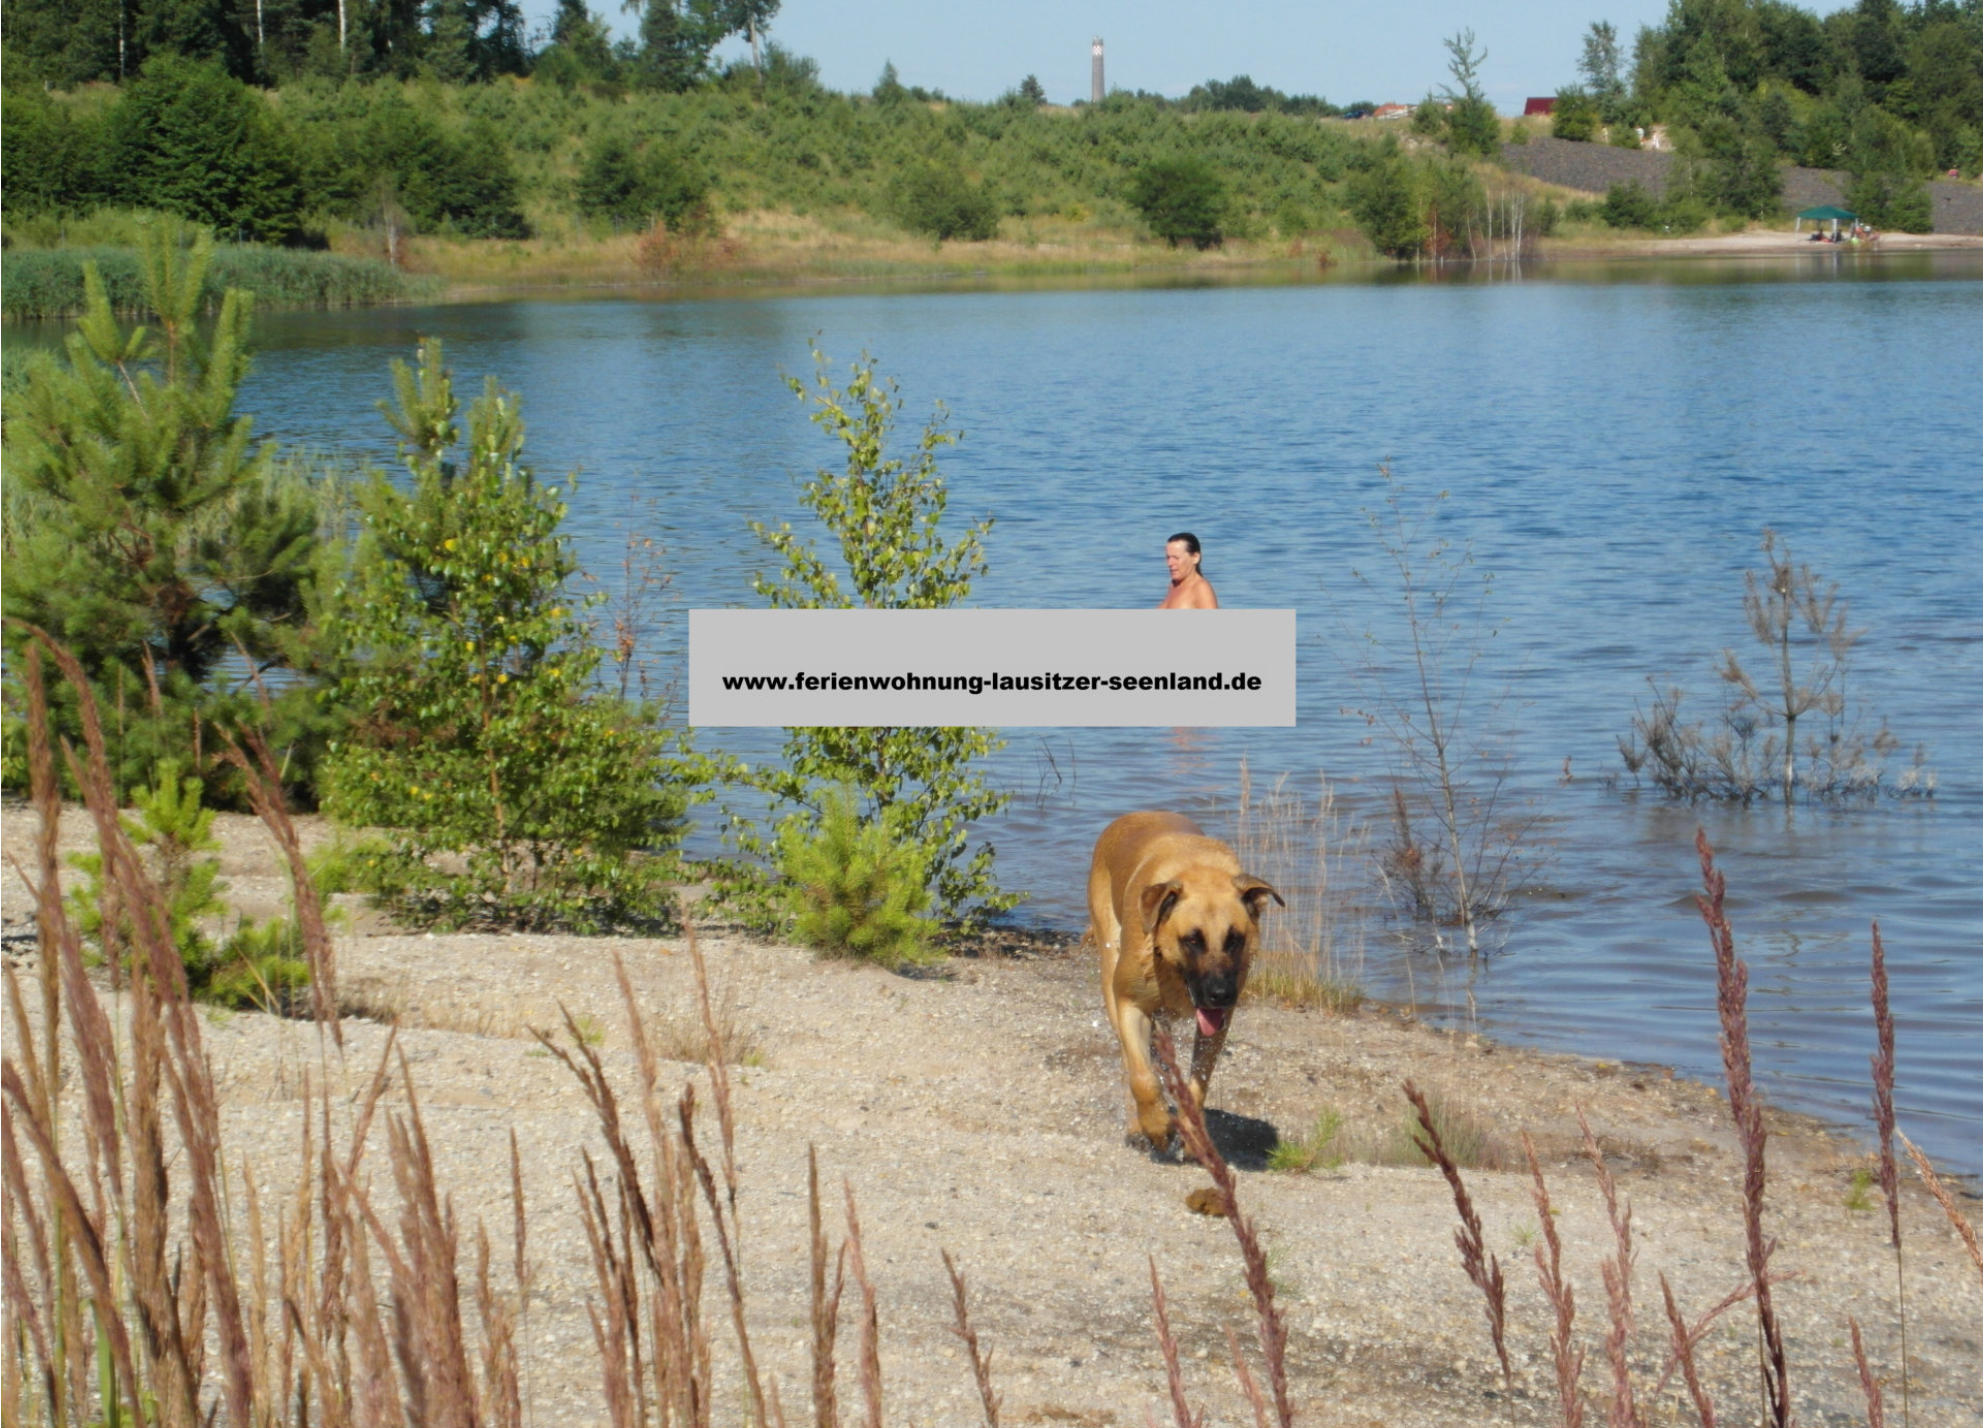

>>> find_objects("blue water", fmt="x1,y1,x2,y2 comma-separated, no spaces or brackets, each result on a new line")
173,254,1984,1173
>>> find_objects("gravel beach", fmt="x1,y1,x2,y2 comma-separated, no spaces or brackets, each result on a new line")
5,806,1979,1426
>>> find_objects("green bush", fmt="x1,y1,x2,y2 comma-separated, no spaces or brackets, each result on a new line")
62,758,309,1010
1127,155,1227,249
777,785,937,967
320,338,687,932
739,344,1016,927
102,54,303,243
890,161,1000,241
1601,179,1660,228
1551,87,1602,142
1,225,334,803
576,132,711,230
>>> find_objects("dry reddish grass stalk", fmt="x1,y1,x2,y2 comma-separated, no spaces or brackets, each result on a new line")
844,1182,885,1428
1404,1077,1511,1390
1521,1130,1585,1428
1658,1274,1718,1428
1577,1106,1640,1428
2,630,529,1428
808,1145,845,1428
1148,1256,1204,1428
1152,1024,1294,1425
1849,1317,1887,1428
1897,1133,1982,1273
942,1248,1002,1428
1694,829,1793,1428
1867,920,1909,1428
221,729,341,1040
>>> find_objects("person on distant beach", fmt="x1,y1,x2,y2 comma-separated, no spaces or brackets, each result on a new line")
1159,532,1218,609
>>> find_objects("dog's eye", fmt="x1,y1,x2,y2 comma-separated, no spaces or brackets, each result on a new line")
1224,930,1246,955
1182,931,1205,953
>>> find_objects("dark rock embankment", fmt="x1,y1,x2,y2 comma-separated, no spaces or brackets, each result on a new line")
1501,134,1983,235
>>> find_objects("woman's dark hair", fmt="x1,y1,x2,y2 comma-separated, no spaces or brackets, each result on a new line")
1167,531,1204,576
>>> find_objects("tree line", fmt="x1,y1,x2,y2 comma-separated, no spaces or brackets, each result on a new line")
1547,0,1978,226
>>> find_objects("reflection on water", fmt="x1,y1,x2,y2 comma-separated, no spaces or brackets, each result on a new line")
27,255,1977,1173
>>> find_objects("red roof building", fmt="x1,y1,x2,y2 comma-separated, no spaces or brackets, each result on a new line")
1523,97,1556,116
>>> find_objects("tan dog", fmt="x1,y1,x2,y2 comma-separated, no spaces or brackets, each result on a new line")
1086,810,1283,1149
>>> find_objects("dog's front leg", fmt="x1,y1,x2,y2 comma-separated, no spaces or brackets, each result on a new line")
1189,1020,1231,1110
1111,1001,1174,1148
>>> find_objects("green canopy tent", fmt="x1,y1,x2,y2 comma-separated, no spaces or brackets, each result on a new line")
1796,204,1858,237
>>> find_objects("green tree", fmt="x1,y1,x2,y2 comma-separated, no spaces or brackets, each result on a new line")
777,783,937,967
2,224,327,803
1347,145,1429,257
1439,28,1501,157
1579,20,1627,118
102,54,303,242
1551,85,1602,141
1017,73,1046,106
1845,103,1934,229
1600,178,1660,227
320,339,685,930
0,88,104,216
1687,114,1784,217
890,161,1001,242
741,345,1016,926
1127,155,1227,249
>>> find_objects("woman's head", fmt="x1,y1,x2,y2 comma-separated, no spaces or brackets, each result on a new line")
1165,531,1204,579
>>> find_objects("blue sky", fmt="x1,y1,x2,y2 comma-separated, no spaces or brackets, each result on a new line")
524,0,1856,111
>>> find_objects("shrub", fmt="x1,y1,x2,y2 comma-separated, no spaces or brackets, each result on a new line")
62,757,310,1010
320,338,687,931
575,131,711,231
1551,87,1602,142
102,54,303,243
1127,155,1227,249
1617,529,1934,803
739,344,1016,927
1601,179,1659,228
1,224,332,803
891,161,1001,242
777,784,938,967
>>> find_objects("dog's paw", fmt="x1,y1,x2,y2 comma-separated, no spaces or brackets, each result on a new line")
1184,1186,1229,1217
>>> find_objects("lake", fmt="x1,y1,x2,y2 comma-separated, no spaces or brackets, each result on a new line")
94,253,1984,1172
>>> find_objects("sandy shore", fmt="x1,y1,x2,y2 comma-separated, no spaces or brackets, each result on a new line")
4,806,1979,1425
1541,229,1982,260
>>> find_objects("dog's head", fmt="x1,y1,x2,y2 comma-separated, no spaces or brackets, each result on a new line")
1141,871,1284,1037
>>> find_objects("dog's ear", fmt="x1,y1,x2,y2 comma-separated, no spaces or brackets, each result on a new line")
1234,875,1285,919
1140,880,1184,936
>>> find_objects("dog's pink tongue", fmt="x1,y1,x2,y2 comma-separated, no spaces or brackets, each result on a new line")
1196,1007,1229,1038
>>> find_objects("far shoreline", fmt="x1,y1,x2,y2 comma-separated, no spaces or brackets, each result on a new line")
424,226,1983,307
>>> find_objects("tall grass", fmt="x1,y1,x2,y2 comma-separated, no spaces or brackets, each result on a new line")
1231,759,1368,1011
1,629,526,1427
1,245,425,320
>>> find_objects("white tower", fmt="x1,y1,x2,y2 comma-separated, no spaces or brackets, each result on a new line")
1091,37,1104,103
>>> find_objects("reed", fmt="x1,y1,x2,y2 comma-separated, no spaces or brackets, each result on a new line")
1577,1106,1638,1428
1405,1078,1511,1389
1147,1255,1204,1428
1897,1134,1982,1273
0,244,423,320
1231,760,1368,1012
1694,829,1792,1428
1522,1129,1585,1428
941,1249,1002,1428
1868,920,1909,1426
1,630,529,1428
1153,1024,1293,1426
